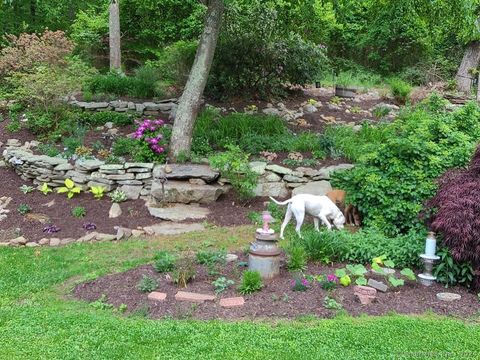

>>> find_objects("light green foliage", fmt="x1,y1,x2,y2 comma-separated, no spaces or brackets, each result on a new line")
89,186,105,200
39,183,52,195
389,78,412,104
286,245,307,272
153,251,176,273
77,111,133,127
90,294,114,311
238,270,263,295
137,275,158,293
19,185,34,194
332,96,480,236
212,277,234,294
57,179,81,199
112,137,138,157
108,189,127,203
434,248,474,288
209,144,258,200
17,203,31,215
71,206,86,218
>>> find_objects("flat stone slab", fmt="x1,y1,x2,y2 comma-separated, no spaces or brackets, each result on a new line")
367,279,388,292
175,291,215,303
148,292,167,301
265,164,292,175
143,222,205,236
147,204,210,221
436,292,461,302
153,164,219,182
151,180,227,204
292,180,332,196
219,297,245,308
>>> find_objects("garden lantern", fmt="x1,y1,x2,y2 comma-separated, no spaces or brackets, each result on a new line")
418,232,440,286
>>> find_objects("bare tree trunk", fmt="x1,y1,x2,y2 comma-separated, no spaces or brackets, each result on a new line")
109,0,121,71
169,0,224,159
477,72,480,102
456,41,480,93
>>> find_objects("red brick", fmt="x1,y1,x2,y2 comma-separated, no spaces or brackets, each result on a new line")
175,291,215,303
219,297,245,308
147,292,167,301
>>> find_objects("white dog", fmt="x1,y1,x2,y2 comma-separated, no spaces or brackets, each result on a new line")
270,194,346,239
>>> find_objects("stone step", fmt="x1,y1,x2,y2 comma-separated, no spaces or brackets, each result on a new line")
147,203,210,221
151,180,228,204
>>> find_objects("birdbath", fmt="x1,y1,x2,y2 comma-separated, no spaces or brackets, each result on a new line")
418,232,440,286
249,211,281,279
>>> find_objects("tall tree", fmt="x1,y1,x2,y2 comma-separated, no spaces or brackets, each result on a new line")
169,0,224,159
109,0,121,70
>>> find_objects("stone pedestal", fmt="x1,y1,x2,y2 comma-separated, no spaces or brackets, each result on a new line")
248,232,281,279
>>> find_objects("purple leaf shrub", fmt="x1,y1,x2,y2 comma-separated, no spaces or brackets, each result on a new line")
425,145,480,288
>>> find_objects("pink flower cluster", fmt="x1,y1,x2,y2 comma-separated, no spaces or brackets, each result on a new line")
132,119,166,154
326,274,338,283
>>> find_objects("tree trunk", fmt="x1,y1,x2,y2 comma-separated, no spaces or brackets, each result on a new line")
477,72,480,103
169,0,224,159
109,0,121,71
456,41,480,93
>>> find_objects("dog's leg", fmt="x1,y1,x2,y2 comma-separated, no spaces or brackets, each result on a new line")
314,217,320,232
291,206,305,238
319,212,332,230
280,204,293,239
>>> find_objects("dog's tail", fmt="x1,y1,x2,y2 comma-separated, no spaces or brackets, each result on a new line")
269,196,292,206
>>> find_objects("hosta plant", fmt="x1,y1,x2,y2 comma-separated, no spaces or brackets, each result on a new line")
19,185,34,194
40,183,52,195
57,179,81,199
108,189,127,203
89,186,106,200
212,277,234,294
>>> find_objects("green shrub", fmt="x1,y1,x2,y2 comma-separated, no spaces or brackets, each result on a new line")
71,206,86,218
238,270,263,295
389,78,412,104
17,203,32,215
209,144,258,200
37,143,61,157
208,4,326,98
196,250,227,266
108,189,127,203
172,257,197,288
137,275,158,293
434,248,473,288
296,227,424,269
332,97,480,236
286,245,307,272
212,277,234,294
153,251,176,273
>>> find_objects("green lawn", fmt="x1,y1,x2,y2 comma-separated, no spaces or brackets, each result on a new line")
0,226,479,360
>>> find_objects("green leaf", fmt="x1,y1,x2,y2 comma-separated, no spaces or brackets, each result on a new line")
57,187,69,194
64,178,75,189
400,268,416,281
371,263,381,271
383,260,395,268
388,276,404,287
355,277,367,286
335,268,347,278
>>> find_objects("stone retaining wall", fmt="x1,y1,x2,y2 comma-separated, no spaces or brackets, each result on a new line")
1,140,354,201
69,98,178,119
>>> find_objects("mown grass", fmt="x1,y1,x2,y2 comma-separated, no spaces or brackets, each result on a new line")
0,225,479,359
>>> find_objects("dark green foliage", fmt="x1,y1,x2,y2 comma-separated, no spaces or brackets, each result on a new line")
434,248,474,288
77,111,133,127
112,137,138,157
195,250,227,266
137,275,158,293
153,251,176,273
84,72,158,99
37,143,60,157
332,97,480,236
286,245,307,272
238,270,263,295
208,3,326,98
17,203,32,215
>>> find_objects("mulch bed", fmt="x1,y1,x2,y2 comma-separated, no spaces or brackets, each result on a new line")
73,254,480,320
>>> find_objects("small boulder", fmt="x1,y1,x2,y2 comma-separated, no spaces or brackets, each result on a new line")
109,203,122,218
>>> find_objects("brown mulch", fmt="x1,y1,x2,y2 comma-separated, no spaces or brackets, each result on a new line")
73,255,480,320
